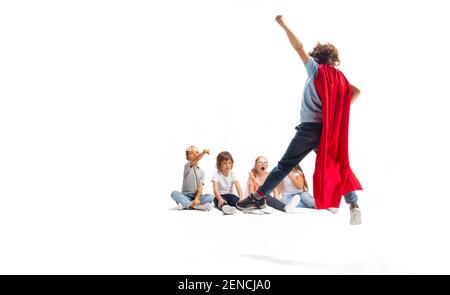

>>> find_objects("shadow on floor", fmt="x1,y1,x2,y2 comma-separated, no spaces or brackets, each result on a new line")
239,254,380,273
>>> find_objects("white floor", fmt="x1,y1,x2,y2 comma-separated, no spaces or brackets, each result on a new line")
1,182,450,274
155,200,448,275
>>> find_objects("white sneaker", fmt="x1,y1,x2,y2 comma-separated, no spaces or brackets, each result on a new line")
194,203,213,211
284,195,301,213
221,204,237,215
350,208,362,225
177,203,184,210
327,207,339,214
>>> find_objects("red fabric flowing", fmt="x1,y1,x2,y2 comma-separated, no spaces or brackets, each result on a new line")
313,64,362,209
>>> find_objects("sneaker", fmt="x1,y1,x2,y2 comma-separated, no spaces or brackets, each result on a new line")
236,193,266,210
221,204,237,215
177,203,184,210
327,207,339,214
350,207,362,225
194,203,213,211
284,195,301,213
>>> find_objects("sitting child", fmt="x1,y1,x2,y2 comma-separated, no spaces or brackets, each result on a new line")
244,156,301,213
170,146,214,211
211,151,243,215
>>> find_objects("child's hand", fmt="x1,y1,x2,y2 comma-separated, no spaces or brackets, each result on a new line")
203,149,210,155
275,15,285,27
217,199,227,209
191,198,201,208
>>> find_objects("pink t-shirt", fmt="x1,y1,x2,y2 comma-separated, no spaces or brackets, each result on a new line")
246,172,269,196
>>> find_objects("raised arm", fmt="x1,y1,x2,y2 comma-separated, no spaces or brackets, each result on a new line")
350,84,361,104
275,15,309,64
190,149,210,167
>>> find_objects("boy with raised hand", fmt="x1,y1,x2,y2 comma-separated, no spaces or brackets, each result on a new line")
171,146,214,211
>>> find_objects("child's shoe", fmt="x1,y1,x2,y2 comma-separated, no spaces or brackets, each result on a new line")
350,207,362,225
221,205,237,215
194,203,213,211
327,207,339,214
236,193,266,210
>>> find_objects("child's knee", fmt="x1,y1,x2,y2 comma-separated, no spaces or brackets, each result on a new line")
203,194,214,203
170,191,180,200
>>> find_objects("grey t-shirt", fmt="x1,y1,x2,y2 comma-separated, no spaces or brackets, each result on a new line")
181,161,205,195
300,57,322,123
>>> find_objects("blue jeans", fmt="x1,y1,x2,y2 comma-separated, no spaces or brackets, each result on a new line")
343,191,358,204
259,123,359,204
171,191,214,209
281,191,316,208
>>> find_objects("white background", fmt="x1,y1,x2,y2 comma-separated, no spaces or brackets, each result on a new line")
1,0,450,274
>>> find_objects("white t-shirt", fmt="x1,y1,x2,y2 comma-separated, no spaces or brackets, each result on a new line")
211,171,238,195
282,171,304,195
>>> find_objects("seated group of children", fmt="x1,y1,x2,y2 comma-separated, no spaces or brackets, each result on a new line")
170,146,316,215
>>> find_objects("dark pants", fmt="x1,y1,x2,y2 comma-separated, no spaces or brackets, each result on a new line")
214,194,240,208
266,196,287,212
259,123,322,196
259,122,358,204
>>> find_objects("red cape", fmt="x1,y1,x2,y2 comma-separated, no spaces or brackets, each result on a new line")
313,64,362,209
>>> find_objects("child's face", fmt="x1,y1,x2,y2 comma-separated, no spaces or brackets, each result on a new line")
219,159,233,174
186,149,199,161
255,158,268,174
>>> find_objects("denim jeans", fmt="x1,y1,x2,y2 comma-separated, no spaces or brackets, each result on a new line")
259,122,359,204
265,196,288,212
343,191,358,204
171,191,214,209
280,191,316,208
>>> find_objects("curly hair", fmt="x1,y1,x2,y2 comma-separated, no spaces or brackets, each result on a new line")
309,42,340,66
216,151,234,170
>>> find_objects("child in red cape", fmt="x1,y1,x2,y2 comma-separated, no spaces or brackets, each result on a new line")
237,15,363,225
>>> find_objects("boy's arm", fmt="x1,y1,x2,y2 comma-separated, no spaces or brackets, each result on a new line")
191,182,203,208
273,186,281,199
213,181,226,208
190,149,210,167
276,15,309,64
247,174,255,196
350,84,361,103
288,172,304,190
234,181,244,200
275,182,283,198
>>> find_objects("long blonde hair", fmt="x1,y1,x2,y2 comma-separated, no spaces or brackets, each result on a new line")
293,165,309,192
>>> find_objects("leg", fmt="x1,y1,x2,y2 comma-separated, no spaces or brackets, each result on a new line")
171,191,194,209
221,194,240,207
266,196,287,212
237,123,322,211
344,191,359,208
279,194,293,205
218,194,239,215
344,191,361,225
258,123,322,196
199,193,214,204
299,191,316,208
